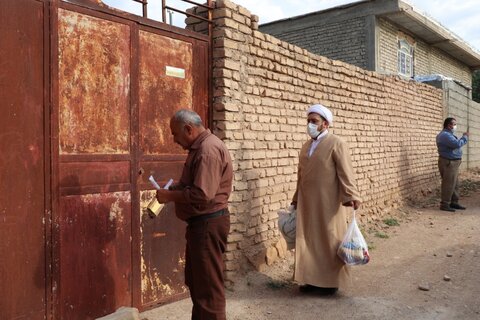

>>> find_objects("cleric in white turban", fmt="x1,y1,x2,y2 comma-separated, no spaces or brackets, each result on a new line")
307,104,333,126
292,103,361,295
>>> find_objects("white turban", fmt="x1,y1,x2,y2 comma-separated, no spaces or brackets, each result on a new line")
307,104,333,125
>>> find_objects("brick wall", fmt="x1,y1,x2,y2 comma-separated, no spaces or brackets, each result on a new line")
377,18,399,75
377,19,472,87
259,11,473,88
467,100,480,168
447,85,480,169
446,82,471,171
420,79,480,170
259,17,368,70
188,0,444,280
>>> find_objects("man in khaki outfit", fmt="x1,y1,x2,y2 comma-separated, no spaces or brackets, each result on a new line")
292,104,361,295
436,117,469,212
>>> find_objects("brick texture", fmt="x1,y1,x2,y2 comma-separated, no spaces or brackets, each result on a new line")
260,17,368,70
188,1,447,281
378,19,472,87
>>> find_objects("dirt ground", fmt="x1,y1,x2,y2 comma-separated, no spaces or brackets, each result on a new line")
140,171,480,320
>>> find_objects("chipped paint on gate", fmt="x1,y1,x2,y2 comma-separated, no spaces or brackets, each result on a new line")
109,197,125,224
139,190,187,303
77,192,130,226
58,9,130,154
138,31,193,155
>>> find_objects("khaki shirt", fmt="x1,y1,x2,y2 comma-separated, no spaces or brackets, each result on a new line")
175,129,233,221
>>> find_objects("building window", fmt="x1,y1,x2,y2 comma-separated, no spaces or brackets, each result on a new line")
397,39,414,78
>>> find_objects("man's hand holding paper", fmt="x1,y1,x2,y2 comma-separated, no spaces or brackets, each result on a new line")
156,189,170,203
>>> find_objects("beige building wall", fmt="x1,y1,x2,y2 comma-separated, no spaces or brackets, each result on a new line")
377,18,399,75
468,100,480,168
189,0,445,279
377,19,473,87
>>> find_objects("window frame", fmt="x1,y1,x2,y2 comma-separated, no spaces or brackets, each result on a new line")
397,39,414,78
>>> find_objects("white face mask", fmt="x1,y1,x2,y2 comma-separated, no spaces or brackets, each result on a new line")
452,125,457,131
307,123,321,139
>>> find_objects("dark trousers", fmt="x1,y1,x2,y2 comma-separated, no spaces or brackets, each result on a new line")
185,214,230,320
438,157,461,206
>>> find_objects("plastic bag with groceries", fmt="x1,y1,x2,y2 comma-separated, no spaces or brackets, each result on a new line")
277,204,296,250
337,209,370,265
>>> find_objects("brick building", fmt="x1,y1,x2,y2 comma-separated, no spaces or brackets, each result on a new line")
259,0,480,88
186,0,480,275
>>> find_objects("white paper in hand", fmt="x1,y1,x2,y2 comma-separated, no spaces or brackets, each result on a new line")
163,178,174,190
148,175,161,190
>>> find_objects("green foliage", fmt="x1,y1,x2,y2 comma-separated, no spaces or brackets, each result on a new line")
375,231,389,239
473,70,480,103
383,218,400,226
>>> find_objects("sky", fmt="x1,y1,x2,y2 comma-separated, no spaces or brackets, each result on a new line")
102,0,480,52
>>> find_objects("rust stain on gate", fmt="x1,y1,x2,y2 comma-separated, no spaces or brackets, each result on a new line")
137,30,195,304
57,8,134,319
58,9,130,154
0,1,46,319
1,0,211,318
140,191,188,303
55,1,209,314
59,192,132,319
139,31,193,155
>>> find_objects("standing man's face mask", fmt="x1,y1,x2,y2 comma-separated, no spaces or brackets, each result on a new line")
452,125,458,132
307,123,321,139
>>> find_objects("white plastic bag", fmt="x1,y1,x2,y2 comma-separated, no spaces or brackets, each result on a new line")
278,205,296,250
337,210,370,265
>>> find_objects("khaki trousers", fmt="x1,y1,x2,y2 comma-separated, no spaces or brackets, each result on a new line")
438,157,461,206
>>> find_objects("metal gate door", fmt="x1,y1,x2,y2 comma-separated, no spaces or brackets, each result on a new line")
52,1,209,318
0,0,48,319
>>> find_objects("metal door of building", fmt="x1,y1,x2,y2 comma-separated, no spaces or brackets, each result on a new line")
52,1,209,319
0,0,49,319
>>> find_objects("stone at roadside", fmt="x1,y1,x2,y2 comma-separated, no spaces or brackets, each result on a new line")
446,252,453,257
266,246,278,265
246,249,268,272
418,283,430,291
275,239,287,258
443,275,451,281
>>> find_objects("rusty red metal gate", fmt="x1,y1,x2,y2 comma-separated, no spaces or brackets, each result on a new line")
1,0,210,319
0,0,49,319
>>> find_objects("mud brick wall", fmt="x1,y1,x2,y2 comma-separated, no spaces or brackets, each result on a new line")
260,16,368,70
467,100,480,168
188,0,444,280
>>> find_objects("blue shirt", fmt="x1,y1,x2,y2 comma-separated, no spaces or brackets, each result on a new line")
436,129,468,160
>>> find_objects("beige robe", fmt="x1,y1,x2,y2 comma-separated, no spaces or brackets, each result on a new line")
293,133,361,288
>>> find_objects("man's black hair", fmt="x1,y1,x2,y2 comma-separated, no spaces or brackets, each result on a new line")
443,117,456,129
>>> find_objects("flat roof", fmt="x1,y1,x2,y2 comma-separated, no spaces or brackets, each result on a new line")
260,0,480,69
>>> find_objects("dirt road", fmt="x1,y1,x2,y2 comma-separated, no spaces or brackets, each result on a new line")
141,178,480,320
